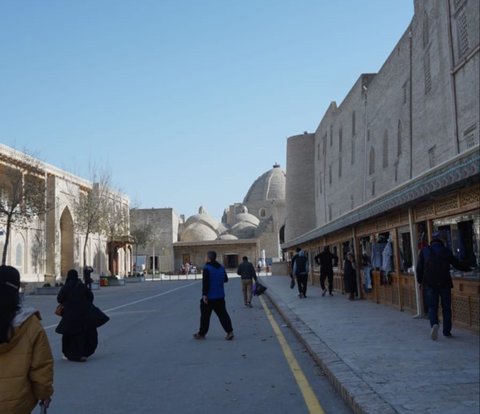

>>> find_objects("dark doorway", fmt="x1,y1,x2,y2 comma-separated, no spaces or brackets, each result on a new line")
224,254,239,269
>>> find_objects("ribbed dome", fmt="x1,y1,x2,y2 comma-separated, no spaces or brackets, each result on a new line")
184,206,226,233
243,163,286,203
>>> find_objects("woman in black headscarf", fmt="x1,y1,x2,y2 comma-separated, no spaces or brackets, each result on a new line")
55,269,108,362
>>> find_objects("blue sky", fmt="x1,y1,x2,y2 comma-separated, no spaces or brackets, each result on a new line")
0,0,413,220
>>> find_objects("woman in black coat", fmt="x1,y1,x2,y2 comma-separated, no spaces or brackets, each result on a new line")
343,253,358,301
55,269,104,362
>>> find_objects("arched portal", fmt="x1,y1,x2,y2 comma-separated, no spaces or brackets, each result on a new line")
60,207,74,278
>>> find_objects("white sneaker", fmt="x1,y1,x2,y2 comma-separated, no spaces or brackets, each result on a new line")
430,324,439,340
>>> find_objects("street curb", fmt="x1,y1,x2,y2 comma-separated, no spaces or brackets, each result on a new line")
265,289,398,414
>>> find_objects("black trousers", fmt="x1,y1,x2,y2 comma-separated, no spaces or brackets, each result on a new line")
296,273,308,296
320,271,333,293
198,298,233,336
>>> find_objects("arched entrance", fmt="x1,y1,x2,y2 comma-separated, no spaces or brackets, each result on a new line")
60,208,74,278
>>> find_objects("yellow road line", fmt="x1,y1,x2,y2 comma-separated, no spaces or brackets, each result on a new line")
260,296,325,414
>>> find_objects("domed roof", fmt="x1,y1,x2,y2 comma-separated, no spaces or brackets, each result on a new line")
229,221,257,239
234,206,260,226
184,206,226,233
243,163,286,204
181,222,218,242
181,206,225,242
217,233,239,240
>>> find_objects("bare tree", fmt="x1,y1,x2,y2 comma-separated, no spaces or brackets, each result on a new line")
72,168,111,271
130,212,153,273
102,191,130,275
0,151,46,265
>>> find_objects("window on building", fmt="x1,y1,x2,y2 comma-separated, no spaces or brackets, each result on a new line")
383,130,389,168
16,242,23,272
428,145,436,168
424,50,432,94
352,111,356,137
397,120,403,156
422,12,430,48
259,208,266,218
351,137,356,165
323,133,327,155
367,129,371,142
338,156,342,178
339,128,343,152
456,9,470,58
317,143,320,161
371,181,376,196
330,125,333,146
369,147,375,175
350,195,354,210
464,124,477,148
329,164,332,185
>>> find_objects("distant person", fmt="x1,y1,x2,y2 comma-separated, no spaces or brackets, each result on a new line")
293,249,309,298
289,247,301,289
416,231,470,340
0,265,54,413
56,269,109,361
343,252,357,300
83,266,94,290
315,246,335,296
236,256,258,308
193,251,234,340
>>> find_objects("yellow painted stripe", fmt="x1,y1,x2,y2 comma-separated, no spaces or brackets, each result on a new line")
260,296,325,414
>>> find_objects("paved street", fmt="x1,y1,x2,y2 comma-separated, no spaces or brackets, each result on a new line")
262,275,480,414
27,277,351,414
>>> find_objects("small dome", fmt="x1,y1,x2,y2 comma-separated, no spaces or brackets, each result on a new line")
217,233,239,240
181,222,218,242
234,206,260,226
184,206,226,233
229,221,257,239
243,164,286,203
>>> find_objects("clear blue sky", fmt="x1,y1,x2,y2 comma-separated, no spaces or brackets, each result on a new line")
0,0,413,220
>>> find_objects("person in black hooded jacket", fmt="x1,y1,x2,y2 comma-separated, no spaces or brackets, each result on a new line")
55,269,99,361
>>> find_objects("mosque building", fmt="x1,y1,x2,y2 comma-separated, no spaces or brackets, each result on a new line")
131,163,286,273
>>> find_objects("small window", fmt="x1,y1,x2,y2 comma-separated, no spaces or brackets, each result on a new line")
369,147,375,175
338,156,342,178
352,111,356,137
372,181,376,196
397,120,403,156
330,125,333,146
259,208,266,218
428,146,436,168
339,128,343,152
383,130,389,168
329,164,332,185
424,51,432,95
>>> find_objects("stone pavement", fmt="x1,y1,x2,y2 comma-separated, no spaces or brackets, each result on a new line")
261,275,479,414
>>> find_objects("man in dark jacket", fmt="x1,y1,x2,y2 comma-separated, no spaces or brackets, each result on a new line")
236,256,258,308
315,246,336,296
293,249,309,298
194,251,234,340
416,231,470,340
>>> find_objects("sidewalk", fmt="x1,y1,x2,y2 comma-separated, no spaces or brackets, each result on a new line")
262,275,479,414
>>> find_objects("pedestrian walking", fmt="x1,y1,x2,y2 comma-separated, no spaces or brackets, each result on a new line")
83,266,94,290
315,246,336,296
293,249,309,298
416,231,470,340
343,252,357,300
55,269,109,362
0,265,54,414
193,251,234,340
289,247,301,289
236,256,258,308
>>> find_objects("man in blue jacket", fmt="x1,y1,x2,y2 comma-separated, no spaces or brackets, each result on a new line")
194,251,234,340
416,231,470,340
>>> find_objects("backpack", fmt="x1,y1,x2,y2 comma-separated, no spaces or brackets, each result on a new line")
295,255,308,276
423,246,451,288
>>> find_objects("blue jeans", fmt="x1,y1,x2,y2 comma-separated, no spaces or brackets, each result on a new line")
425,287,452,336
